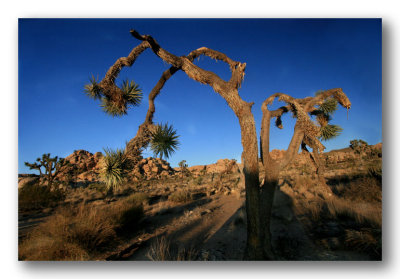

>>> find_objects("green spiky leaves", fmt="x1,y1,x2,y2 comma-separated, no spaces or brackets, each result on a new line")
101,148,129,191
100,79,143,117
319,124,343,141
84,75,102,100
312,91,344,141
319,98,338,115
85,76,142,117
150,123,180,160
121,80,143,106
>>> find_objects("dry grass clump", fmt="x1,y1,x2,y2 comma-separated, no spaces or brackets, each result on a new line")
168,190,192,204
87,182,108,194
146,236,198,261
19,184,65,211
325,198,381,228
19,199,144,261
345,228,381,259
331,176,381,203
126,192,150,206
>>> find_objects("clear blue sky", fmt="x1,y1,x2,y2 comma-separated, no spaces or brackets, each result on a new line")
18,18,382,173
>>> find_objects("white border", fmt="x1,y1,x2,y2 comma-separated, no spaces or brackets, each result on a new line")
2,1,397,278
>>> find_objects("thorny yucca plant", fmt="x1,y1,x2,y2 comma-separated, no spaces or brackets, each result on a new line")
121,79,142,106
101,148,130,191
312,91,343,141
84,75,102,100
150,123,180,160
85,77,142,117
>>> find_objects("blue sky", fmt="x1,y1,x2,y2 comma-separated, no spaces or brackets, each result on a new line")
18,18,382,173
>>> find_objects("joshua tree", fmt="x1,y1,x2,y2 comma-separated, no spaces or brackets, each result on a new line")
24,153,67,188
150,123,180,160
299,91,345,183
178,160,189,178
84,29,351,260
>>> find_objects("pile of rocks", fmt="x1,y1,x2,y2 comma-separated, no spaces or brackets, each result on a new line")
131,157,175,180
188,159,240,177
56,150,103,183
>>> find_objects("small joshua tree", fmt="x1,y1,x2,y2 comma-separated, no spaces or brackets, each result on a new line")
24,153,67,188
178,160,189,178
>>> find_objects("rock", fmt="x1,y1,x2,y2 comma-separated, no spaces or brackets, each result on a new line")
56,149,103,183
205,159,240,174
131,157,176,180
18,176,39,189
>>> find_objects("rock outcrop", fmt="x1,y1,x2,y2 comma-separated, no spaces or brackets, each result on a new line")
56,150,103,183
188,159,240,176
18,175,40,189
131,157,175,180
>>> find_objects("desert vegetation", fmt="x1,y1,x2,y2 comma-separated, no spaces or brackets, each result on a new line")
18,28,381,261
18,139,382,261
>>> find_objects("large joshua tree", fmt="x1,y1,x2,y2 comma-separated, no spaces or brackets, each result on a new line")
85,29,351,260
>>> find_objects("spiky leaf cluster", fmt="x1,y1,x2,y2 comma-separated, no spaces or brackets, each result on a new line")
150,123,180,160
319,98,338,115
312,92,343,141
85,76,142,117
100,80,143,117
84,75,102,100
101,148,129,191
121,80,143,106
100,96,126,117
319,124,343,141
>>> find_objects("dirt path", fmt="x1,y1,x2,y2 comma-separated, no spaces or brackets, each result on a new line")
124,194,244,260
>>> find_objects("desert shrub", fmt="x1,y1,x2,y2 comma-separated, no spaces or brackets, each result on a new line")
126,192,150,205
368,164,382,181
19,200,144,260
349,139,369,154
331,175,381,203
146,236,198,261
194,176,203,185
345,228,382,260
168,190,192,203
19,184,65,211
114,201,144,233
324,198,381,228
19,204,116,260
87,182,108,194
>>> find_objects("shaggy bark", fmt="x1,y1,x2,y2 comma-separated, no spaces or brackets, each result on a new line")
91,30,351,260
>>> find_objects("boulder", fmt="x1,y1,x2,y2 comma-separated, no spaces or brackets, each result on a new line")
206,159,239,174
131,157,175,180
18,176,39,189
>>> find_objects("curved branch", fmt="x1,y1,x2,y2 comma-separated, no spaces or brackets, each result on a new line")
99,41,150,99
126,46,242,156
304,88,351,112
